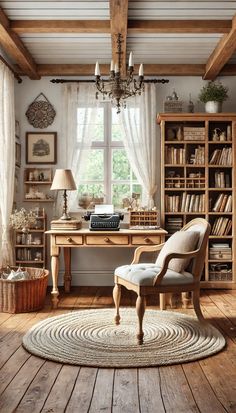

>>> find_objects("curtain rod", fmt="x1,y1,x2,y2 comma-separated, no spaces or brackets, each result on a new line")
0,55,22,83
50,78,169,84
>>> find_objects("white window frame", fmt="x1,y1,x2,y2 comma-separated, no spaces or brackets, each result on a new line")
78,102,140,206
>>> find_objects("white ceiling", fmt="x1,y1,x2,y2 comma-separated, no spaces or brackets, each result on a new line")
1,1,236,66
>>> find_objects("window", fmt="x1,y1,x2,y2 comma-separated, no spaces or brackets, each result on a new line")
77,103,142,208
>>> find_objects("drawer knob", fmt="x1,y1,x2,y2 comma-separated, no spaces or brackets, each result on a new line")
67,237,73,243
104,237,110,243
144,237,152,244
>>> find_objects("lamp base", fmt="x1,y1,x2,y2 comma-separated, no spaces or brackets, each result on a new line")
59,213,72,220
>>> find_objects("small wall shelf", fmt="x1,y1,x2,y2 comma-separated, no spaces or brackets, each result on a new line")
24,168,54,202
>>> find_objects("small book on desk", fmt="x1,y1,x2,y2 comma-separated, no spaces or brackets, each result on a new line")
51,219,82,230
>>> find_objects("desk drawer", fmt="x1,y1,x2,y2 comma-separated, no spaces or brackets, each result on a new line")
131,235,161,245
55,235,83,245
86,235,128,245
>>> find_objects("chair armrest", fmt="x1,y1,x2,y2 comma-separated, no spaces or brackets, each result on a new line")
131,243,165,264
153,248,200,286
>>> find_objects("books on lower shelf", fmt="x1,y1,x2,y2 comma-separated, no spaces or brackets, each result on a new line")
211,194,232,212
165,193,205,212
165,217,183,234
211,217,232,236
209,147,232,165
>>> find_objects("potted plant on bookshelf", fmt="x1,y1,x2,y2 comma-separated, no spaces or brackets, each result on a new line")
198,80,228,113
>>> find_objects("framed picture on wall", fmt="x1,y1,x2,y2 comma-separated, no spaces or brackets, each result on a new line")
26,132,57,164
15,139,21,167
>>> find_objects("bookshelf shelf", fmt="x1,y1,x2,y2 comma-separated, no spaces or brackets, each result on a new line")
14,208,47,268
158,113,236,289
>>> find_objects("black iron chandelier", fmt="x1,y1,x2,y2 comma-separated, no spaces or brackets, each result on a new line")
94,33,144,113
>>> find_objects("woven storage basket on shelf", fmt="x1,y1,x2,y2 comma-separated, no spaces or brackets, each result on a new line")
0,267,49,313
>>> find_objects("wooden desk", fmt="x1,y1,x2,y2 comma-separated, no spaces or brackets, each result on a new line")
46,228,167,308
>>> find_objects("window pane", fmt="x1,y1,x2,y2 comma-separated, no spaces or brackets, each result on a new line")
112,108,123,141
78,184,104,198
78,184,104,208
80,149,104,180
112,149,130,180
77,107,104,142
112,184,131,207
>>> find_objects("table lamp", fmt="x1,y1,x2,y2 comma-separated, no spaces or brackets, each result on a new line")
50,169,77,220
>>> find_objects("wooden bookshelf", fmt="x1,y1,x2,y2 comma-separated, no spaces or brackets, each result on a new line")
157,113,236,289
14,208,47,268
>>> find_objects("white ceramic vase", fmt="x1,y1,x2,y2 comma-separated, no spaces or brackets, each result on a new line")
205,101,222,113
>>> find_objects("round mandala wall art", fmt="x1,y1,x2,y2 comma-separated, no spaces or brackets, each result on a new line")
26,93,56,129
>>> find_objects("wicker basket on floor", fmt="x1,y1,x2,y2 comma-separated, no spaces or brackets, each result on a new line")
0,267,49,313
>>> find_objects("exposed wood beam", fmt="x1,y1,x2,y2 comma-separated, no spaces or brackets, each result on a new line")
221,64,236,75
0,9,39,79
128,19,231,34
204,15,236,80
14,63,206,77
109,0,128,76
11,20,110,34
10,19,231,35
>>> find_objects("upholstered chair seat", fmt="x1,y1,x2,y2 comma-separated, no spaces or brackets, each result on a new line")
114,264,194,286
113,218,211,345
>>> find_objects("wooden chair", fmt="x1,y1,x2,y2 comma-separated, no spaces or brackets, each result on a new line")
113,218,211,344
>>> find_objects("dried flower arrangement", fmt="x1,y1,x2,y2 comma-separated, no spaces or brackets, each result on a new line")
10,208,37,231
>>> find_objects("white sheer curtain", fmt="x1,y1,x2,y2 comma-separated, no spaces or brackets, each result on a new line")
61,83,99,211
121,83,158,208
0,61,15,266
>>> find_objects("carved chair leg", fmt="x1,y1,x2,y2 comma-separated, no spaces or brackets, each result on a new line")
192,288,206,323
113,283,121,325
182,292,192,309
136,295,146,345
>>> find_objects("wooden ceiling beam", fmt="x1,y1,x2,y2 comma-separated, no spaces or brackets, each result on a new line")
203,15,236,80
10,19,231,35
14,63,207,77
109,0,128,76
129,19,231,34
11,20,110,34
0,9,39,79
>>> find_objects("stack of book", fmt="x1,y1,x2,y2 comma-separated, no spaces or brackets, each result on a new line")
51,219,82,230
209,243,232,260
183,127,205,141
212,194,232,212
211,217,232,235
166,217,183,233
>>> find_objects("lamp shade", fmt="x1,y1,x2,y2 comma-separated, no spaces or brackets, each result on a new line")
50,169,77,191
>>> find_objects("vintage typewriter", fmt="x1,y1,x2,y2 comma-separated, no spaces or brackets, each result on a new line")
83,211,124,231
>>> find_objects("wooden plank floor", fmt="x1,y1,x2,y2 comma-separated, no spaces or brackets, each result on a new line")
0,287,236,413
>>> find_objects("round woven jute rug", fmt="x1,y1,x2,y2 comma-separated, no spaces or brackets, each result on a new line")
22,308,225,368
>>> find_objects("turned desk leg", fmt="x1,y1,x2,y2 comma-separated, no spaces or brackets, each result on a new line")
64,248,72,293
51,255,59,309
51,236,60,309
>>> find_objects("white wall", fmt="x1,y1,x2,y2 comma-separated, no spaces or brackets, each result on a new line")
15,75,236,285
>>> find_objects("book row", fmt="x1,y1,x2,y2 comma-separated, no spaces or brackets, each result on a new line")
165,194,205,212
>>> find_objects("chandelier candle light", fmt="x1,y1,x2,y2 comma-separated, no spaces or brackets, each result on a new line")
95,33,144,113
50,169,77,220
